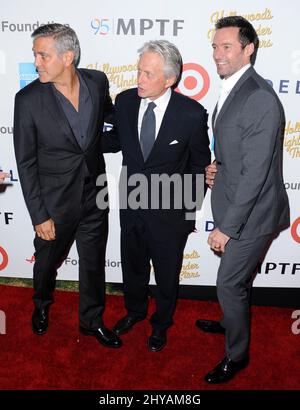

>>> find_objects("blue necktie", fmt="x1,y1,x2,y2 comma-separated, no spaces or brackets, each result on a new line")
140,102,156,161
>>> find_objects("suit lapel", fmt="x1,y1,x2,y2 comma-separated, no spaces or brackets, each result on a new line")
145,91,178,163
214,90,236,127
214,66,254,128
81,70,99,149
41,83,82,150
127,92,144,165
212,103,218,133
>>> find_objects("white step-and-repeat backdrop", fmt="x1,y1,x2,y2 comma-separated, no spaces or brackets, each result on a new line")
0,0,299,288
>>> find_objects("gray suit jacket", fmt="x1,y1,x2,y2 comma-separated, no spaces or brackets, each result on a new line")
211,66,290,240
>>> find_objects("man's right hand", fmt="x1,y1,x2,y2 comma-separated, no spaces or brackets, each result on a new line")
205,162,217,188
35,218,56,241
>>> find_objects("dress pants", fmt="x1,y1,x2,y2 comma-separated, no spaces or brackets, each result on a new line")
121,218,188,331
32,180,108,330
217,234,272,361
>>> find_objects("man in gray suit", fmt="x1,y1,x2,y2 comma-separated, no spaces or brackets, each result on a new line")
196,16,290,383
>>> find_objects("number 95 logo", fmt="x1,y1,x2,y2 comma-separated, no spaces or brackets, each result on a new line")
91,18,110,35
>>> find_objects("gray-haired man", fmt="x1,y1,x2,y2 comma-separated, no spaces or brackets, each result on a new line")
102,40,211,351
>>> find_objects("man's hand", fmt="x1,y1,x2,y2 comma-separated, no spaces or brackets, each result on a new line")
35,218,56,241
0,172,10,184
205,162,217,188
208,228,230,253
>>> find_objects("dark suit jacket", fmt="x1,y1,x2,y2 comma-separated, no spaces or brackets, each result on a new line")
211,66,290,239
14,69,114,226
103,88,211,238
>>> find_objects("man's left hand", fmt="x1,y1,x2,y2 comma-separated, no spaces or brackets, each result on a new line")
208,228,230,253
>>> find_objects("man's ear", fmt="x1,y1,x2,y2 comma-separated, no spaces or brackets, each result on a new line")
63,50,75,67
245,42,255,59
165,75,176,89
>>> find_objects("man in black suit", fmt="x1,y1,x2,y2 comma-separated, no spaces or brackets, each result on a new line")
13,23,121,349
102,40,211,351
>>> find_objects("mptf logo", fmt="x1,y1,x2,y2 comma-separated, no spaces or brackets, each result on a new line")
291,217,300,244
90,18,184,36
176,63,210,101
0,212,14,225
0,246,8,270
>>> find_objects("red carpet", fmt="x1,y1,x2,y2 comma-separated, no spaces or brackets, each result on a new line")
0,284,299,390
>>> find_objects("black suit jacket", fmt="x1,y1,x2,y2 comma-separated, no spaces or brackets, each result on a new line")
14,69,114,226
103,88,211,237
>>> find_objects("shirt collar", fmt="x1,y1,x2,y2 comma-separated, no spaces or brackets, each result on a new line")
76,69,90,103
51,70,90,103
220,63,251,94
141,87,172,110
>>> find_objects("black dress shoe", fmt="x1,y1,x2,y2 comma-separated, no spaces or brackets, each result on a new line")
204,356,249,384
32,306,49,335
147,329,167,352
113,315,144,335
79,325,122,348
195,319,225,334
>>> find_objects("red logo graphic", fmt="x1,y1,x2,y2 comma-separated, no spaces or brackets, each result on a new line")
176,63,210,101
0,246,8,270
291,217,300,244
26,255,35,263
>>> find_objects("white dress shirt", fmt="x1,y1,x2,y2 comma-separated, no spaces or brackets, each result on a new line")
138,87,171,140
216,63,251,116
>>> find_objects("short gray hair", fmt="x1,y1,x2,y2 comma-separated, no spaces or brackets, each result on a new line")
138,40,182,82
31,23,81,67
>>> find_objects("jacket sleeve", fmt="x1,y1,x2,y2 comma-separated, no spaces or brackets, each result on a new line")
13,93,50,226
188,107,211,210
218,90,281,239
103,74,115,125
101,92,121,153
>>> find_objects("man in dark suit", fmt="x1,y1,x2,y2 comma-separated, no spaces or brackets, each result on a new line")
102,40,211,352
13,23,121,349
195,16,290,383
